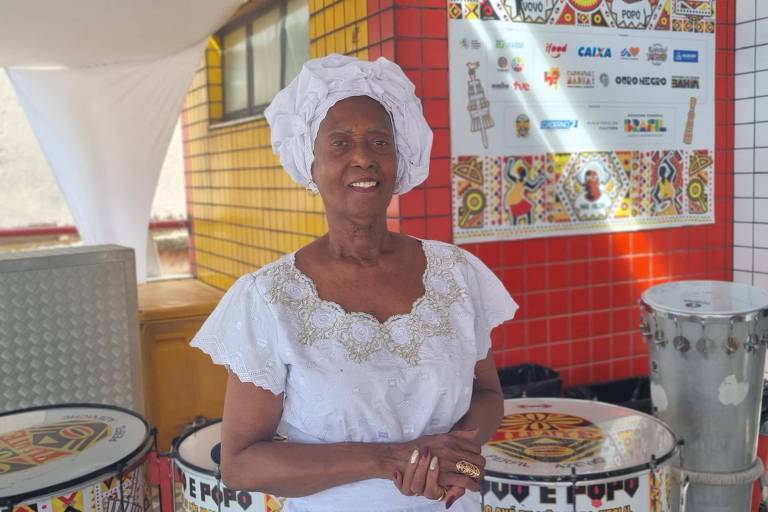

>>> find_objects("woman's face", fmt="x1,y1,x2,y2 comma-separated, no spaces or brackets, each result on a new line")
312,96,397,222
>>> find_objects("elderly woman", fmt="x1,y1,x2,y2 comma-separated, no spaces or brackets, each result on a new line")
191,54,518,512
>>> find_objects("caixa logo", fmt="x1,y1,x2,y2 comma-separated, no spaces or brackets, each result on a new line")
578,47,612,57
540,119,578,130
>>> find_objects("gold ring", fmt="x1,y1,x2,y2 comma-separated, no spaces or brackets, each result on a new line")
455,460,481,478
436,487,447,502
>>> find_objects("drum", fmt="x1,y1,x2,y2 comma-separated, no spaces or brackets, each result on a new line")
641,280,768,512
0,404,153,512
482,398,678,512
173,420,284,512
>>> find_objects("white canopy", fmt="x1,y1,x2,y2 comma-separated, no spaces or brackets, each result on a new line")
1,0,243,281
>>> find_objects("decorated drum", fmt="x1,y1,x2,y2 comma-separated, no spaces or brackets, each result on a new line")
482,398,678,512
173,420,284,512
0,404,152,512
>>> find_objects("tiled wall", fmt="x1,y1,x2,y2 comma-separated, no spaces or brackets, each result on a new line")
184,0,737,387
388,0,736,386
183,2,370,290
733,0,768,289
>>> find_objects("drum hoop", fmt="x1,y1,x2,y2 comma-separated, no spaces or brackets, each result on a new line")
0,403,153,507
171,418,223,477
639,301,768,323
484,402,679,484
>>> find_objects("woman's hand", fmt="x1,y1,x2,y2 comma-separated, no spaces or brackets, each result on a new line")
391,429,484,508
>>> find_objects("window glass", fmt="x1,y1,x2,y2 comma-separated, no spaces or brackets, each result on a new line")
222,27,248,115
251,6,282,107
284,0,310,84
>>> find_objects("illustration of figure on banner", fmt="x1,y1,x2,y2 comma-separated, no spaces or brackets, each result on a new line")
574,160,614,216
466,61,494,149
504,157,545,225
607,0,653,29
652,152,682,216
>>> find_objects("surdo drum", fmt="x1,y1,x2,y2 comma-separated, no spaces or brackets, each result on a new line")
0,404,153,512
173,420,284,512
482,398,678,512
641,281,768,512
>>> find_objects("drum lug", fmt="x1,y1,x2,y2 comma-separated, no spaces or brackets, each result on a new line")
654,328,667,347
746,334,760,352
673,335,690,353
640,321,652,340
697,337,715,355
724,336,740,355
761,333,768,345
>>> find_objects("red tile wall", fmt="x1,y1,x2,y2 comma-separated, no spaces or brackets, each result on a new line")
367,0,736,387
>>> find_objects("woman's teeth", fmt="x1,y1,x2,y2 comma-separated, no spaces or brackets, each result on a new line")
350,181,377,188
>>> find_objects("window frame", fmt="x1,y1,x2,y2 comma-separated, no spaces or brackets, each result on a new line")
217,1,301,122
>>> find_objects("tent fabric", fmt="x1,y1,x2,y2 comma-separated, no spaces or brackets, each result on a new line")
1,0,243,282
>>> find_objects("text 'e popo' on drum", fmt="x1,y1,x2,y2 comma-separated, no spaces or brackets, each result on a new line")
0,404,153,512
641,280,768,512
482,398,678,512
173,420,284,512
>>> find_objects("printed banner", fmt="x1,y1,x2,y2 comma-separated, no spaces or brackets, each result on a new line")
448,0,715,242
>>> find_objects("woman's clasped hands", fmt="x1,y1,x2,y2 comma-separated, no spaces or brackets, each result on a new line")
391,429,485,509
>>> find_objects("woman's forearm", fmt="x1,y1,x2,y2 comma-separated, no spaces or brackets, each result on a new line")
452,385,504,445
222,440,410,496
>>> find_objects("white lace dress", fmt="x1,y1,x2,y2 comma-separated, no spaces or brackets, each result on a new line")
191,239,518,512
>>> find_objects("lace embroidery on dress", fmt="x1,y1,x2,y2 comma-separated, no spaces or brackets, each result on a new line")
262,242,467,366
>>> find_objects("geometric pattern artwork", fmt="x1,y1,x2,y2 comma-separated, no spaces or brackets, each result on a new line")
0,420,111,474
487,411,605,463
454,0,715,33
453,149,713,241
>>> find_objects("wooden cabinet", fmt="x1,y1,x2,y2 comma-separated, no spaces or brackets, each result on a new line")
138,278,227,451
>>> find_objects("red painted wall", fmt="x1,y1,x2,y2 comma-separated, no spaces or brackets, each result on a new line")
367,0,735,387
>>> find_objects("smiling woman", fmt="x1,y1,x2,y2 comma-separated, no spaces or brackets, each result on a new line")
189,54,519,512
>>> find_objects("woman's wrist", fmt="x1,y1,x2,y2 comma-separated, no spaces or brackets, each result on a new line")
373,441,414,479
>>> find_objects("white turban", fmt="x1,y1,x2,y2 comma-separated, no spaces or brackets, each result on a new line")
264,54,433,195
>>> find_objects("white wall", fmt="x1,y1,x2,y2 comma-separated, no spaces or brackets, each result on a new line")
0,70,186,230
733,0,768,290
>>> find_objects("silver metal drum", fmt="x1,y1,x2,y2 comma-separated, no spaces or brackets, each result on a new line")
640,280,768,512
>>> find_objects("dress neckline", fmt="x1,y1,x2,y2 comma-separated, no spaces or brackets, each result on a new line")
287,238,431,327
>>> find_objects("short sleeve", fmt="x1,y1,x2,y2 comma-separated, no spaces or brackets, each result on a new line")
461,249,519,360
190,274,287,395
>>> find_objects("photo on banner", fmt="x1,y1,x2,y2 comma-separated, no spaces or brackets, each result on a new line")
448,0,716,242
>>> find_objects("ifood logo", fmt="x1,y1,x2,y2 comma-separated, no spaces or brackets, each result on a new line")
545,43,568,58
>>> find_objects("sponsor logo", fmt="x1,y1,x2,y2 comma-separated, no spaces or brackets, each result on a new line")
615,75,667,86
587,119,620,132
578,47,612,58
496,39,525,49
599,73,610,87
646,43,668,65
544,67,561,89
566,71,595,88
624,114,667,133
620,47,641,60
492,81,530,91
545,43,568,58
541,119,579,130
516,114,530,137
498,56,524,72
671,75,700,88
674,49,699,63
460,38,481,50
519,0,549,15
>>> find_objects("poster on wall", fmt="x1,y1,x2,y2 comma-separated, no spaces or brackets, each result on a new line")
448,0,716,243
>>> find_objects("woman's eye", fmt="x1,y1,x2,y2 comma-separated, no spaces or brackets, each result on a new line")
330,140,347,147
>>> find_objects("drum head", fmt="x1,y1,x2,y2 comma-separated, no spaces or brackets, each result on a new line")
0,403,150,502
483,398,677,482
174,420,221,475
641,280,768,317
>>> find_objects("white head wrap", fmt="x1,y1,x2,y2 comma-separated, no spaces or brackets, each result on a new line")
264,54,433,195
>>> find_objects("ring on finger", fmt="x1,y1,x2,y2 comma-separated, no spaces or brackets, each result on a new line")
436,487,447,502
456,460,481,479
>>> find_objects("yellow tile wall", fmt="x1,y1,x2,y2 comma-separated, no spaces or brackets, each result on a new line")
183,0,369,290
